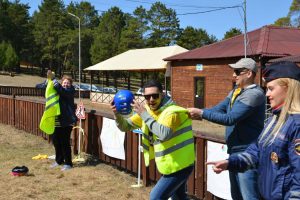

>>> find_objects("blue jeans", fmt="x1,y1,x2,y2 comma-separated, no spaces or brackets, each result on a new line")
229,153,260,200
150,165,194,200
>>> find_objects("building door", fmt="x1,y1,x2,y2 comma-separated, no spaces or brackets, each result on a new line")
194,77,205,108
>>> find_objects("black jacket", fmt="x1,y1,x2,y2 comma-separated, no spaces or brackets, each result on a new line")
53,79,77,127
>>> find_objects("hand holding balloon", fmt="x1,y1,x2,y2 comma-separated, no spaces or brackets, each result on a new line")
113,90,134,115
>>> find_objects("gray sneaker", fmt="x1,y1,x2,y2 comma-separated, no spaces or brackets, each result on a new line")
61,165,72,171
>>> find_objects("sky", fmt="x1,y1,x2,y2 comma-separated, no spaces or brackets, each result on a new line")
20,0,293,40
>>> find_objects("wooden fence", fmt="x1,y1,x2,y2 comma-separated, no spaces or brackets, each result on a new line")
0,94,224,200
0,86,90,98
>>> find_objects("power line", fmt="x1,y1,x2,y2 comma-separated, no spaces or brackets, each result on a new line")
122,0,241,10
120,0,242,16
177,6,241,16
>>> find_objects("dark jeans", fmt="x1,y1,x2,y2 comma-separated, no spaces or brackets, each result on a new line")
150,165,194,200
52,126,73,166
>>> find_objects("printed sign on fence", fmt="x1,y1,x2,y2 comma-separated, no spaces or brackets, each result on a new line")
75,102,85,119
100,117,125,160
207,141,232,200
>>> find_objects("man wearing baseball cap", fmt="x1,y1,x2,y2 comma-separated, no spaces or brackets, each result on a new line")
206,61,300,200
188,58,265,200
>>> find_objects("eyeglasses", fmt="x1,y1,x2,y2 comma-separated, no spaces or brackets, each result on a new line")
234,69,249,76
144,93,160,100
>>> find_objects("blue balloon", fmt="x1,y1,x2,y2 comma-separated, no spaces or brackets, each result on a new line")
114,90,134,115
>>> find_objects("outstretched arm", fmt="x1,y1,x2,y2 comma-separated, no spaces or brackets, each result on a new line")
47,70,75,98
206,160,229,174
111,100,140,132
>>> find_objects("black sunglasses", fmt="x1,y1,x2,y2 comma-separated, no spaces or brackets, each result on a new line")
144,93,160,100
234,69,249,76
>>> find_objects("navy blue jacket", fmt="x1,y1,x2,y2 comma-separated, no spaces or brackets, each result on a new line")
53,79,77,127
228,112,300,200
202,84,265,153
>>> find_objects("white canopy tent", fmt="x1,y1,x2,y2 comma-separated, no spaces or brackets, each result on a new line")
84,45,188,71
84,45,188,96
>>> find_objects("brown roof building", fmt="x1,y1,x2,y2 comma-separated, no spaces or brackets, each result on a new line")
268,54,300,64
165,25,300,109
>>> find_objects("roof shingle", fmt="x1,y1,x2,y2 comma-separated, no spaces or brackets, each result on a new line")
165,26,300,61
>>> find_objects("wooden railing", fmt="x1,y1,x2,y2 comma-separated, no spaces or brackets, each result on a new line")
0,94,224,200
0,86,90,98
90,92,146,104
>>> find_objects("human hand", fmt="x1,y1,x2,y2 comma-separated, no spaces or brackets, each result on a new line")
47,70,54,79
206,160,229,174
110,100,117,114
187,108,203,120
132,99,145,115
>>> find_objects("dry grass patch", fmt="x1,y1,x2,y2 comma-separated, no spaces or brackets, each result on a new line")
0,124,151,200
0,74,45,87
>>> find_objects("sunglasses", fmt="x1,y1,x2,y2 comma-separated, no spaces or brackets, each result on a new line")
144,93,160,100
234,69,249,76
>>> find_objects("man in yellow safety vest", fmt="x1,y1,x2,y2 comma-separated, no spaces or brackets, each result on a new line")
111,80,195,200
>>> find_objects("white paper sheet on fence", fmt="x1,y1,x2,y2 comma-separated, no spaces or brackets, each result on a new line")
100,117,125,160
207,141,232,200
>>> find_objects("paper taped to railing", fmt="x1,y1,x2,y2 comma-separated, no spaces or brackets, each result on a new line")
75,102,85,119
207,141,232,200
100,117,125,160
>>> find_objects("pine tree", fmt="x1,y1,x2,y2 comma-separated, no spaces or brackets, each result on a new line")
223,28,242,40
32,0,68,74
90,7,125,64
177,26,218,50
146,2,180,47
4,43,19,72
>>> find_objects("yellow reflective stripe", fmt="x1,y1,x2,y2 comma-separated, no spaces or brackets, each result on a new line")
155,138,194,157
153,125,192,145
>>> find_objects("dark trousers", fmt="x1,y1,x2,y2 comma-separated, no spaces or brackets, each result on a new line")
52,126,73,166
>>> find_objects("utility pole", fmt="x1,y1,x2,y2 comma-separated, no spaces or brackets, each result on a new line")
68,12,84,161
243,0,247,58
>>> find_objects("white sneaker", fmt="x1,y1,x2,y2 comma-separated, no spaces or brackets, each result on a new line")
61,165,72,171
48,155,56,160
50,162,59,168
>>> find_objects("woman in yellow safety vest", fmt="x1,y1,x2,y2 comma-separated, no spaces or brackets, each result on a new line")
112,80,195,200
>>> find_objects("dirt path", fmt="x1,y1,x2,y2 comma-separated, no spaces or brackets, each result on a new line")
0,74,45,87
0,123,152,200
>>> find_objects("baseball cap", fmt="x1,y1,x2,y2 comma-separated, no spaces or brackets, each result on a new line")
263,61,300,83
229,58,257,73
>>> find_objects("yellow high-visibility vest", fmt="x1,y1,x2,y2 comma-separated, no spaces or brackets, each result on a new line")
39,79,60,134
141,105,195,175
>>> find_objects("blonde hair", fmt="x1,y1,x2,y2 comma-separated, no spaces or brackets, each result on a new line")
259,78,300,146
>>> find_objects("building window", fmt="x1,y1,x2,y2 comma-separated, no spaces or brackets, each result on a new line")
194,77,205,108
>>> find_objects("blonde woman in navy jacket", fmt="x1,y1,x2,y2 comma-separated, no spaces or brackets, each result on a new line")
207,61,300,200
